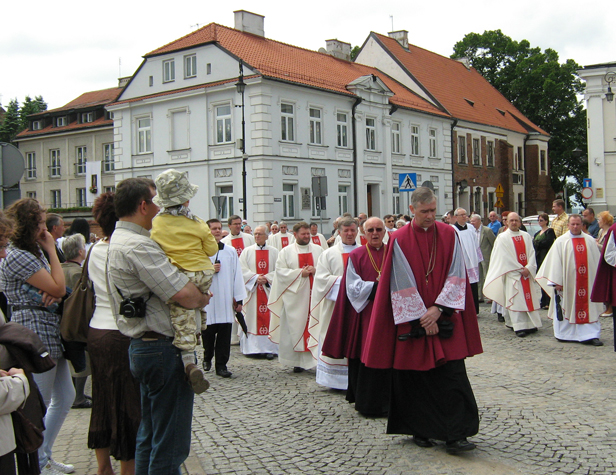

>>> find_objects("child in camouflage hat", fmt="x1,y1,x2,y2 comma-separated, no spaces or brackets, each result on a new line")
150,169,218,394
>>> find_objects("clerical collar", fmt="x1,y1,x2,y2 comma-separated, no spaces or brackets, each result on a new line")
342,243,357,252
257,244,267,249
454,223,468,231
231,233,241,238
569,231,583,238
412,219,433,231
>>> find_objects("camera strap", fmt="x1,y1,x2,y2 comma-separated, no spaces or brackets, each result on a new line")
114,285,153,303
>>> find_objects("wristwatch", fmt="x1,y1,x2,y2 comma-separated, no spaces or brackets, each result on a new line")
435,305,445,314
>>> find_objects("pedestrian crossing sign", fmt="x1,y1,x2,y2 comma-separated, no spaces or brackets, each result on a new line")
399,173,417,192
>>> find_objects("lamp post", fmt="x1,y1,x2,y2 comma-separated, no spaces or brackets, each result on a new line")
605,72,616,103
235,61,248,220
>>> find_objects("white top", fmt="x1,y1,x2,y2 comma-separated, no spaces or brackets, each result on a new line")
204,244,247,324
89,240,118,330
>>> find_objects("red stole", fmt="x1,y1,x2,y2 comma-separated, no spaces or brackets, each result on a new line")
281,235,289,248
311,235,321,246
255,249,270,335
297,251,315,349
230,237,245,257
511,235,535,312
359,235,367,246
572,237,590,323
342,253,349,268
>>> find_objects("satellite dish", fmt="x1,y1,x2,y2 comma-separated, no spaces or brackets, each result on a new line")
0,142,26,187
421,180,434,191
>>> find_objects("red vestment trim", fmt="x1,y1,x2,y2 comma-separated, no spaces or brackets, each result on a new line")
297,252,315,349
281,236,289,248
230,237,244,257
255,249,270,335
360,236,367,246
512,235,535,311
312,236,321,246
572,237,590,323
342,253,349,268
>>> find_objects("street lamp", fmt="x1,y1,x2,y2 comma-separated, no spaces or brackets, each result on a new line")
235,61,248,220
605,72,616,103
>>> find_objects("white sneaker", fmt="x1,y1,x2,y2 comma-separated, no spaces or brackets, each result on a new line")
41,462,63,475
49,459,75,474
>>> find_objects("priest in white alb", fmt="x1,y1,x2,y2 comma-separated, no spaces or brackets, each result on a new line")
483,212,542,337
222,214,255,258
309,223,329,250
267,221,295,251
239,225,279,358
308,217,358,389
536,214,603,346
268,222,324,372
451,208,482,315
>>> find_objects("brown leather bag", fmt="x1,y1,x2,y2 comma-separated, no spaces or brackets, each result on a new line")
60,246,95,343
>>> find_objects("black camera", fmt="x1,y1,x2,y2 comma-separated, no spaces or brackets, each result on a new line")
119,296,147,319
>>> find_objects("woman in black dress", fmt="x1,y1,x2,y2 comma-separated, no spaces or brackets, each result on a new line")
533,213,556,309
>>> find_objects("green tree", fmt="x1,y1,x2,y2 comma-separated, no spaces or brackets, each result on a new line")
0,99,21,144
451,30,587,205
19,95,47,132
350,46,360,61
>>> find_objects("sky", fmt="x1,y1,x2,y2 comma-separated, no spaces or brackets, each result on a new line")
1,0,613,110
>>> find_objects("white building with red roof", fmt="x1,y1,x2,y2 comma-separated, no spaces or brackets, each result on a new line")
107,11,455,224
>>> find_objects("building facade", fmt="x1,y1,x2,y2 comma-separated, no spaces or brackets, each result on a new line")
15,87,123,209
578,62,616,213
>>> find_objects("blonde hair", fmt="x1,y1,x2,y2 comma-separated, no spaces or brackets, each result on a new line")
598,211,614,227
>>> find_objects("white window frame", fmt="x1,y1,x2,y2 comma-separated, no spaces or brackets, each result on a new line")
32,120,41,130
309,107,323,145
104,186,116,193
282,183,296,219
391,122,401,154
218,185,234,220
56,116,67,127
540,150,547,174
338,184,350,216
458,136,467,164
184,54,197,78
215,103,232,144
336,112,348,148
81,112,93,123
365,117,376,151
473,138,480,166
50,149,61,177
517,146,524,170
77,188,87,207
76,146,87,175
280,103,295,142
26,152,36,179
137,116,152,154
487,141,494,167
26,191,37,199
410,125,420,156
393,186,400,214
103,143,114,172
429,128,437,158
163,59,175,83
51,190,61,208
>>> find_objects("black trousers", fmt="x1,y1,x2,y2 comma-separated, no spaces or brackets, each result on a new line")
202,323,232,370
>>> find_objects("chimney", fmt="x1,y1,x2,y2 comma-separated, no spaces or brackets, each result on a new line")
388,30,409,49
234,10,264,37
456,57,471,70
118,76,131,88
325,39,351,61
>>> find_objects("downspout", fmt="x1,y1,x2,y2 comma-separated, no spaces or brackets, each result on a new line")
352,96,363,216
450,119,458,208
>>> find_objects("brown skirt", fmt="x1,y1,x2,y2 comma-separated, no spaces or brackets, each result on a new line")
87,328,141,461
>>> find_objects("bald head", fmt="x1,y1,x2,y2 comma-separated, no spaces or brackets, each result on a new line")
507,212,521,232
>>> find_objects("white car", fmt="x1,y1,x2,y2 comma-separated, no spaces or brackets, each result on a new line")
522,215,557,237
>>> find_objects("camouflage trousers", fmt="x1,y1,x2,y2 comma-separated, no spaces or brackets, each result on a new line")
169,269,214,351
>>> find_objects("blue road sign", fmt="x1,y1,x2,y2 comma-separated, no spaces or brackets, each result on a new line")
399,173,417,192
583,178,592,188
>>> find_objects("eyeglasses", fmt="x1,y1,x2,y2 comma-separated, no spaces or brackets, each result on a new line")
366,228,384,233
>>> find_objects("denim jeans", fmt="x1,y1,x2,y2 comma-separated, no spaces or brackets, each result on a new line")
33,357,75,468
129,338,194,475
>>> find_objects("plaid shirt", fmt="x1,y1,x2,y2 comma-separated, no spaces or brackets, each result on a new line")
0,247,63,359
107,221,189,338
551,212,569,238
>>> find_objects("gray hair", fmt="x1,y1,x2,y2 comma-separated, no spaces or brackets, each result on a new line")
338,217,358,229
454,208,467,216
410,187,436,207
470,213,482,221
62,233,86,261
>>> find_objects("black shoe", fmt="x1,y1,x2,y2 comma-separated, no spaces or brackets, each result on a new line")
497,313,505,323
582,338,604,346
72,399,93,409
293,366,304,373
265,353,275,360
446,438,476,455
203,361,212,372
216,368,232,378
412,436,434,448
526,328,538,334
515,331,527,338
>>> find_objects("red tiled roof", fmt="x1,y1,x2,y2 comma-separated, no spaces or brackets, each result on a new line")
121,24,448,117
370,33,548,136
16,115,113,139
30,87,124,117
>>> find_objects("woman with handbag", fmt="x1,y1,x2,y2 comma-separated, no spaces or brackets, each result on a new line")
0,198,74,475
87,192,141,475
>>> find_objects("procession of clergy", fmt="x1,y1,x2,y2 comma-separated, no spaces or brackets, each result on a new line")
224,190,616,454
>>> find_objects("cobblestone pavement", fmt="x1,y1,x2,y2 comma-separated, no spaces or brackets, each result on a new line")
57,304,616,474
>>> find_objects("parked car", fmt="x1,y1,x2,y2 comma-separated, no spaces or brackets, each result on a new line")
522,215,557,237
